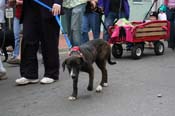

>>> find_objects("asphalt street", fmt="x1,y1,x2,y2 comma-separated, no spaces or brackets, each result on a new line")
0,45,175,116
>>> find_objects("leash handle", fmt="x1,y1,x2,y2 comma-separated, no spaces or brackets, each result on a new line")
143,0,158,21
33,0,72,48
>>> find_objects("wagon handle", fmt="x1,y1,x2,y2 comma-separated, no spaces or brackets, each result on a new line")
143,0,158,21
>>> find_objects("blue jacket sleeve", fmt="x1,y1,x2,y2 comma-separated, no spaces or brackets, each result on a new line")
98,0,104,7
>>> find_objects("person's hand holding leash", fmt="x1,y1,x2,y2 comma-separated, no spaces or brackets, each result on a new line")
52,3,61,16
90,0,97,10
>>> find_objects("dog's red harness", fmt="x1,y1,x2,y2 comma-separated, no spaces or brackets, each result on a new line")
71,46,80,51
68,46,83,57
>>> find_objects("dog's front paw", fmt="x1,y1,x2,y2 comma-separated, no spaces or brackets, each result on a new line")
68,96,77,101
87,86,93,91
103,83,108,87
96,85,103,92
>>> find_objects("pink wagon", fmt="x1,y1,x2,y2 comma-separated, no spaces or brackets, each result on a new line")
108,20,170,59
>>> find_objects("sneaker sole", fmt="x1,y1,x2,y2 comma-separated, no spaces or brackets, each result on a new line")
40,80,56,84
16,80,39,85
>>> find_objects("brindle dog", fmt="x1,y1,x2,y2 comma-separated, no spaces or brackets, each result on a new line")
62,39,116,100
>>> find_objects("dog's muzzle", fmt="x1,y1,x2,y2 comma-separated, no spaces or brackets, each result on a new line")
70,69,76,79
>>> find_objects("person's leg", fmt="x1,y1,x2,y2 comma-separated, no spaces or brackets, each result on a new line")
19,2,40,80
64,8,74,46
71,3,86,46
168,12,175,50
13,17,21,58
103,12,118,41
172,12,175,50
20,20,40,79
81,13,90,44
7,17,21,64
40,17,59,82
90,12,100,39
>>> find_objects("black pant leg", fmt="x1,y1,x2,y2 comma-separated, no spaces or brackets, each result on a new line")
40,18,60,80
20,3,41,79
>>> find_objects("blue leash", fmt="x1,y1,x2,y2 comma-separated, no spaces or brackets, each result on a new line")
33,0,72,48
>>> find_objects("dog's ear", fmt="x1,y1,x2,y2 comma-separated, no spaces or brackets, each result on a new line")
80,55,91,64
62,59,67,72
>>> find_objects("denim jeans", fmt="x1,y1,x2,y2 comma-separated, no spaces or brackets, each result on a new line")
81,12,100,44
13,17,22,58
64,4,86,46
103,11,126,41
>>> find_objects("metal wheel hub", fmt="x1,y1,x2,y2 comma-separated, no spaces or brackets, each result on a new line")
136,48,142,56
158,45,163,52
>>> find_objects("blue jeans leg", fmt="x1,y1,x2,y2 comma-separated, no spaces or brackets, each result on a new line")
90,12,100,39
13,17,21,58
81,14,90,44
81,12,101,44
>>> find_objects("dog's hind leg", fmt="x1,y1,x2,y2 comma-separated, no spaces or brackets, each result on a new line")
95,61,108,92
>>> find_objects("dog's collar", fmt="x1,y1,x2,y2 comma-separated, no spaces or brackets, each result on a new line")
68,46,83,57
71,46,80,51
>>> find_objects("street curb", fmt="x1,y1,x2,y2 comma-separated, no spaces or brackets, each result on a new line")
59,48,69,55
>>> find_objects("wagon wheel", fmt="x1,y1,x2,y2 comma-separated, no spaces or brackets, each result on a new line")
131,44,144,59
154,41,164,55
112,44,123,58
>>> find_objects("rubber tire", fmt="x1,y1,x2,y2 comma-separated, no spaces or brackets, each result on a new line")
112,44,123,58
154,41,164,55
131,44,144,59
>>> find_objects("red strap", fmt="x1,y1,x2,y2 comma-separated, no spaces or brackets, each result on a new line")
71,46,80,52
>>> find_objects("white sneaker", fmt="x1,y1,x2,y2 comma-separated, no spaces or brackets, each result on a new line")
16,77,39,85
40,77,56,84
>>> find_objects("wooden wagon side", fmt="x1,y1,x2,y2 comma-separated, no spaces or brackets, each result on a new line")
131,20,170,43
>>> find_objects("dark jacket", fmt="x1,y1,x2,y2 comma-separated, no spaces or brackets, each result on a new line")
20,0,63,23
98,0,130,19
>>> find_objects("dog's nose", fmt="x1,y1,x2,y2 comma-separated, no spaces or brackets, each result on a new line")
70,73,76,78
71,75,76,79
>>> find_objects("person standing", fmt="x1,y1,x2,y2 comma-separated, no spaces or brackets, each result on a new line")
0,0,7,80
164,0,175,50
63,0,87,46
7,0,23,64
81,0,101,44
98,0,130,41
0,0,6,30
15,0,62,85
